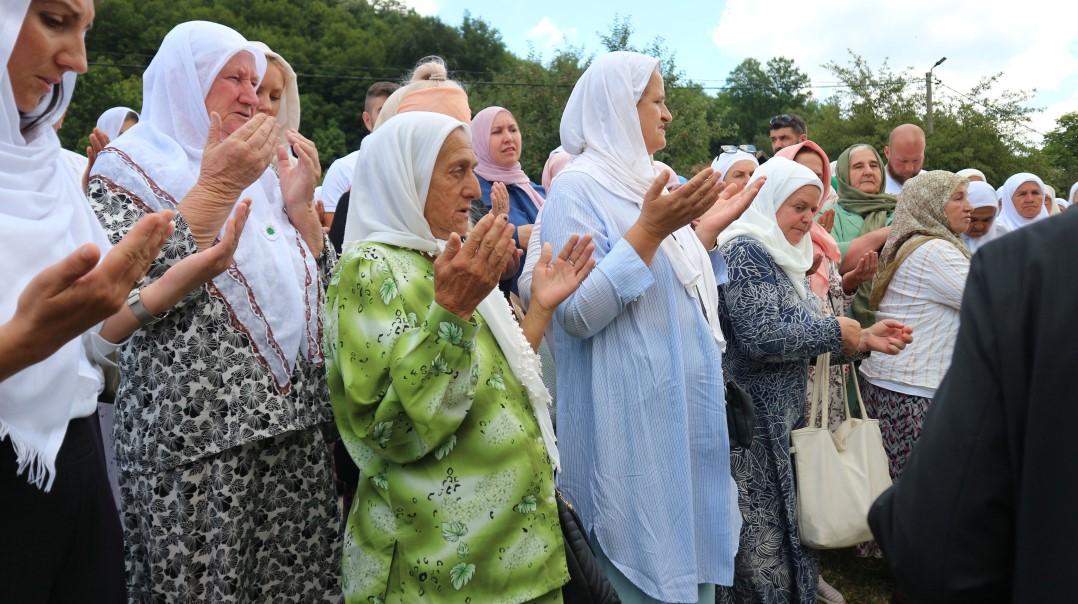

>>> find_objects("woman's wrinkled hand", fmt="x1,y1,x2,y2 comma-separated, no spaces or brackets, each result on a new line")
198,112,278,199
433,213,516,319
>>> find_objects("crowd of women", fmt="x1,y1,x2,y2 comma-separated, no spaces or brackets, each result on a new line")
1,1,1073,603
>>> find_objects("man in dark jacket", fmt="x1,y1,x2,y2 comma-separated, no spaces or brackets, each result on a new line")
869,209,1078,603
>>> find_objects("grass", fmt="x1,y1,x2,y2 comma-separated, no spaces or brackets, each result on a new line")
818,547,894,603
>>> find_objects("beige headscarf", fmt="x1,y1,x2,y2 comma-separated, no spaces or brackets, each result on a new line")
870,170,971,308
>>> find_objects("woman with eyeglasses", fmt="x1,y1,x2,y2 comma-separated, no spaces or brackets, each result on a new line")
711,145,759,191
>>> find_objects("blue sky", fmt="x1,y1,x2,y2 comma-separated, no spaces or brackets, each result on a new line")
405,0,1077,145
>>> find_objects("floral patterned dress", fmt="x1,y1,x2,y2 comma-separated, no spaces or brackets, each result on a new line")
88,169,341,603
715,237,862,604
325,242,568,604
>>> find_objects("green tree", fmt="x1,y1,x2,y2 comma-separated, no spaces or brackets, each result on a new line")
715,56,812,149
1042,112,1078,191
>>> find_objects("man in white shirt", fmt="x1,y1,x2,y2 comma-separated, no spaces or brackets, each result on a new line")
319,81,399,228
883,124,926,194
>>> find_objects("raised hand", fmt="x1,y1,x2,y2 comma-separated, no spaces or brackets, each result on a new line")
278,129,325,255
82,127,110,191
0,212,173,378
490,181,510,217
433,213,516,319
167,199,251,286
199,112,278,198
278,129,321,208
841,250,879,294
859,319,913,355
638,167,726,241
181,112,278,250
695,176,767,249
529,235,596,313
817,208,835,233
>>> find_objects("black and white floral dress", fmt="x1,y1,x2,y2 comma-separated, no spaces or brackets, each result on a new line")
88,153,342,603
715,237,863,604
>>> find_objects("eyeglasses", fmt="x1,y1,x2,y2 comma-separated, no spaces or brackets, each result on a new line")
720,144,756,154
770,114,797,128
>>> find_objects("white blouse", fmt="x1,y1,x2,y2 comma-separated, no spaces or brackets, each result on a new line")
860,238,970,398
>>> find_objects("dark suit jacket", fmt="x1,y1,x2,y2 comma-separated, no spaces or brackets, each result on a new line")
869,209,1078,603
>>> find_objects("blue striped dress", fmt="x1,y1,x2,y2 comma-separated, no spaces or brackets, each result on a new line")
526,170,742,603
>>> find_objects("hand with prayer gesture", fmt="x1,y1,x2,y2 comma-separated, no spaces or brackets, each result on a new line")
82,127,110,192
277,129,326,255
166,199,252,286
817,208,835,233
859,319,913,355
434,213,516,320
638,167,726,241
181,112,277,250
529,235,596,313
694,176,767,249
0,211,174,379
841,251,878,294
278,129,321,209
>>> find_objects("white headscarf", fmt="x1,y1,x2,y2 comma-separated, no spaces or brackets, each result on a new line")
343,111,560,469
966,180,999,211
962,180,1000,253
1070,182,1078,204
718,157,822,300
249,41,299,141
95,106,138,140
92,21,321,391
558,51,726,348
995,172,1048,235
1,1,114,490
711,150,758,182
955,168,986,183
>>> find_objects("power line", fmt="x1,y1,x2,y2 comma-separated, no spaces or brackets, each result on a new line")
936,81,1044,138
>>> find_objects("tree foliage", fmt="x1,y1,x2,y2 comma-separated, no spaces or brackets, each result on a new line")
60,5,1059,186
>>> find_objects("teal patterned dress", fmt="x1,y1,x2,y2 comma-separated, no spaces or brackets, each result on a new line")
325,242,568,604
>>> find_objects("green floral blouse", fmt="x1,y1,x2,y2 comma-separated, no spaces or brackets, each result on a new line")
325,242,568,604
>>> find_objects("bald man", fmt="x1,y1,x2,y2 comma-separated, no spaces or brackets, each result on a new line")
883,124,926,194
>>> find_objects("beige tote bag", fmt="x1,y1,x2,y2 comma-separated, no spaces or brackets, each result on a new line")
792,353,892,549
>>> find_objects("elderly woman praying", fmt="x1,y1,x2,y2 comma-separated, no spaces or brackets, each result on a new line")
325,110,595,603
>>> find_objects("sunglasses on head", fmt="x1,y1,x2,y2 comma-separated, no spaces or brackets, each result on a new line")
721,144,756,154
769,114,797,128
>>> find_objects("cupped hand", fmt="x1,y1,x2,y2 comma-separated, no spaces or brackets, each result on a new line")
530,234,596,313
859,319,913,355
278,129,322,208
82,127,110,191
842,250,879,292
490,182,510,217
817,208,835,233
695,176,766,248
199,112,278,198
168,199,252,286
638,167,726,240
433,213,516,319
7,211,174,364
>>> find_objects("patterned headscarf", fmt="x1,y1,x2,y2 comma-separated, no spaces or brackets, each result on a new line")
870,170,971,308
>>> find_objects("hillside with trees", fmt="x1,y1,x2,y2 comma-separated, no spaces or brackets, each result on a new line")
64,0,1073,189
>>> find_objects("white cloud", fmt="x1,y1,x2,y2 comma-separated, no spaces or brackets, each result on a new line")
710,0,1078,142
400,0,439,17
526,16,576,51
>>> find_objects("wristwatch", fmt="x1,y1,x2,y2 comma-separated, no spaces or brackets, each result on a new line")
126,286,167,326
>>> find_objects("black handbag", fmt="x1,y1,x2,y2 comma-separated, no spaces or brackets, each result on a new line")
557,490,621,604
725,380,755,449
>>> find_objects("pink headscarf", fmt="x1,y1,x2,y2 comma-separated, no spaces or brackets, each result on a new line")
472,106,545,209
541,148,573,192
776,140,841,300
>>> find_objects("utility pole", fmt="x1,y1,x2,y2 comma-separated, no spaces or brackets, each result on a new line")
926,57,947,135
